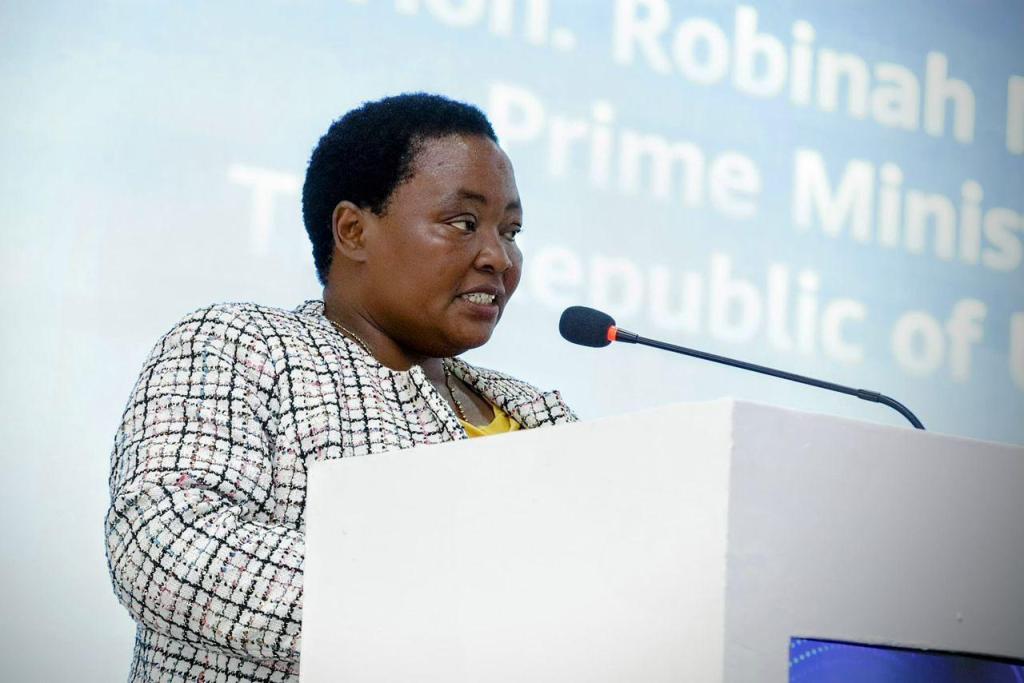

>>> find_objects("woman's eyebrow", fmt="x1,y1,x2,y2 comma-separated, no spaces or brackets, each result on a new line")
453,189,488,204
453,188,522,211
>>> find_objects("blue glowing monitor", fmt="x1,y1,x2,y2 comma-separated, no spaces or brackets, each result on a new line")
790,638,1024,682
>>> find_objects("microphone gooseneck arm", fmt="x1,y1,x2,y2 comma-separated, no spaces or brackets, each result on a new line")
610,326,925,430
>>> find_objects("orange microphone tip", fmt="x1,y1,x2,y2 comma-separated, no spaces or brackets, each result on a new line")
607,326,618,342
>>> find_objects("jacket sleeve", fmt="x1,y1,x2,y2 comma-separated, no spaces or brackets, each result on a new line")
104,307,303,661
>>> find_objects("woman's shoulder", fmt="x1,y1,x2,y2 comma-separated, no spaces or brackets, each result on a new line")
160,300,327,341
146,300,334,366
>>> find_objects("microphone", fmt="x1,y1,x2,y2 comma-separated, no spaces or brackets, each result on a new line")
558,305,925,430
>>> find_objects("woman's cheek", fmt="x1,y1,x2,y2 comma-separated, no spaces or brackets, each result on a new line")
504,255,523,298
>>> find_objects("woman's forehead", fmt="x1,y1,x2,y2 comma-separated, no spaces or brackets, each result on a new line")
410,134,509,172
403,134,520,207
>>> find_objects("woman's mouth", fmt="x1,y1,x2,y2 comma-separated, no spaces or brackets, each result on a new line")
460,292,497,305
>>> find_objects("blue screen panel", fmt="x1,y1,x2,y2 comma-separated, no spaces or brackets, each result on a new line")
790,637,1024,682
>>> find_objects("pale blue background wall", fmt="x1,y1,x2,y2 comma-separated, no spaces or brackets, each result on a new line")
2,1,1021,679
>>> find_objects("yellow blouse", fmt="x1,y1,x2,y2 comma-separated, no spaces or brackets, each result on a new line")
460,403,521,437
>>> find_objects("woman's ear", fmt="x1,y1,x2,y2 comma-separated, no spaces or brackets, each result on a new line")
332,200,369,263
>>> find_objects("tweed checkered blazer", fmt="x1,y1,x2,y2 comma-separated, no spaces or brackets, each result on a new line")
105,300,577,682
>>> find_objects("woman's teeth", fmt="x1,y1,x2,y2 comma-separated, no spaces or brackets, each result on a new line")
461,292,496,305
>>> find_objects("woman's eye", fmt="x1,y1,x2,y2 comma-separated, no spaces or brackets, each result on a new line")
449,219,476,232
503,228,522,242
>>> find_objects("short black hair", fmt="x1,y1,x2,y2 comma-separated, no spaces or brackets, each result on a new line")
301,93,499,285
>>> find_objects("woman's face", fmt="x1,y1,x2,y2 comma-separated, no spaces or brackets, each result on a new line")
358,134,523,359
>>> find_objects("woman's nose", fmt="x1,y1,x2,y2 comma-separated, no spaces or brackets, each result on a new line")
475,230,515,273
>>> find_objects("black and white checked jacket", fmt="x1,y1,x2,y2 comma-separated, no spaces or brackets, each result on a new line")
105,300,577,682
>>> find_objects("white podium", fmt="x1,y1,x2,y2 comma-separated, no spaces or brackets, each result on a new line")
302,400,1024,682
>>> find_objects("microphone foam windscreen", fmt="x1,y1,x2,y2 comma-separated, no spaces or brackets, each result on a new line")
559,306,615,347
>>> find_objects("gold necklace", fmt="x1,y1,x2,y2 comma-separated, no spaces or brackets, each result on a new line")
443,364,470,422
327,317,373,357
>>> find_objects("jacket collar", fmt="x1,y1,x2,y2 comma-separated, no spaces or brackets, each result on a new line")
445,357,572,430
298,299,571,432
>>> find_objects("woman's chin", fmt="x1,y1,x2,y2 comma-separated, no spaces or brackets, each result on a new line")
446,324,497,354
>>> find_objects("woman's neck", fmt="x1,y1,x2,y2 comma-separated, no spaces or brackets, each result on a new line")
321,296,445,378
322,295,496,424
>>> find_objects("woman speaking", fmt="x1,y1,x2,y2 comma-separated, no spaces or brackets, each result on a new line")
105,93,577,682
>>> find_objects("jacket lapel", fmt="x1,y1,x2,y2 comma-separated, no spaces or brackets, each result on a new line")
408,363,468,442
445,358,576,429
